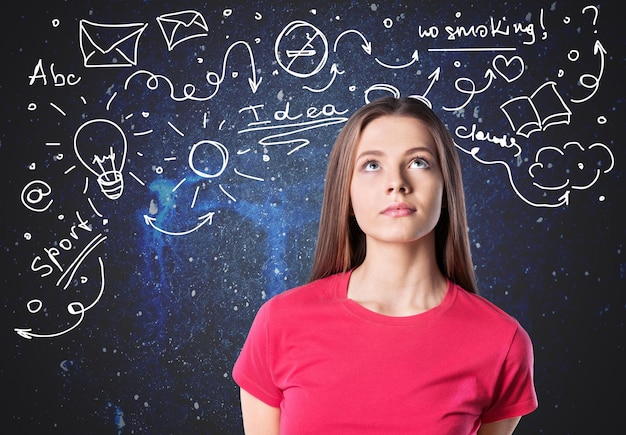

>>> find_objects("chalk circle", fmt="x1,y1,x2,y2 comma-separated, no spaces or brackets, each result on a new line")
28,103,37,111
52,19,60,27
563,16,571,24
27,299,43,313
597,116,607,124
189,140,229,178
558,69,565,77
454,61,461,68
568,50,579,61
223,9,232,17
383,18,393,28
24,232,32,240
275,21,328,78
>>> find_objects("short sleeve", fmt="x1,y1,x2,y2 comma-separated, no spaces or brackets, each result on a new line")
232,301,283,408
481,322,539,423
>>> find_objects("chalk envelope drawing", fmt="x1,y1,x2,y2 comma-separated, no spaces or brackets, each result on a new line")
79,20,148,68
156,10,209,51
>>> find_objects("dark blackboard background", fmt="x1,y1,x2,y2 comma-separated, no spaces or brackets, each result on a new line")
1,0,623,433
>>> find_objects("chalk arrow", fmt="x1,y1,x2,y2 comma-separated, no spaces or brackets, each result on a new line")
303,63,345,92
570,40,606,104
333,29,372,54
144,211,214,236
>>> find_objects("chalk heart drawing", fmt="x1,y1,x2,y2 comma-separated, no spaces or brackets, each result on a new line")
492,55,524,83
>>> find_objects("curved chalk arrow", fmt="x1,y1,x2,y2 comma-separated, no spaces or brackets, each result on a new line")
144,211,214,236
333,29,372,54
15,257,105,339
303,63,344,92
458,144,570,208
571,40,606,104
206,41,263,94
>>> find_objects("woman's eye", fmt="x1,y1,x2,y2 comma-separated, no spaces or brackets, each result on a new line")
364,161,380,171
410,158,429,169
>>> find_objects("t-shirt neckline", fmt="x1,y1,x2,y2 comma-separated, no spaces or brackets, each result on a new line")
336,269,456,326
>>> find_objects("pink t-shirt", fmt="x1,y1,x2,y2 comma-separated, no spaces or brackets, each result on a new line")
233,271,538,434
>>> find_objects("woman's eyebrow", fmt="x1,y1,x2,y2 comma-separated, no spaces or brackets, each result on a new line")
355,147,434,161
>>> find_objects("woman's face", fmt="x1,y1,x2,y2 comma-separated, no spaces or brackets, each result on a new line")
349,115,444,247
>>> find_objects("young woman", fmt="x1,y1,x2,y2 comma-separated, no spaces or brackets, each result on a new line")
233,96,538,434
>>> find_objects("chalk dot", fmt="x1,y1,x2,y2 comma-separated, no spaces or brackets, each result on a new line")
134,395,139,400
58,214,64,220
102,347,107,353
383,18,393,28
28,103,37,111
558,69,564,77
563,16,571,24
455,12,462,18
24,233,32,240
262,154,270,162
223,9,232,17
599,195,605,202
197,58,203,64
255,12,262,20
144,402,149,408
52,19,60,27
194,402,200,410
28,162,36,170
141,111,149,118
454,60,461,67
597,116,607,124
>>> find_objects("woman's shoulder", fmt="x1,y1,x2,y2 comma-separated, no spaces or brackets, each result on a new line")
452,283,524,329
266,271,349,309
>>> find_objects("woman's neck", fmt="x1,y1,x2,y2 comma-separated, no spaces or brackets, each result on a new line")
347,240,447,316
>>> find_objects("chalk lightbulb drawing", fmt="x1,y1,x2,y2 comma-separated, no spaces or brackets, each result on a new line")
73,119,128,200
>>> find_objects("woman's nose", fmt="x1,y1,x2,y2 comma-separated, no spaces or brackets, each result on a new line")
386,169,410,193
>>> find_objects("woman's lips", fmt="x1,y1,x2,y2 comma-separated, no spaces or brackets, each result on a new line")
381,203,416,217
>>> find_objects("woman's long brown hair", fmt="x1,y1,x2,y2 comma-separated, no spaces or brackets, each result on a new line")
308,96,478,294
